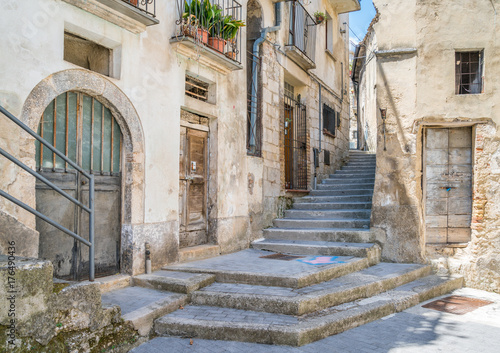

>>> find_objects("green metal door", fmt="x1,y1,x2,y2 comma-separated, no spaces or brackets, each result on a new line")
35,92,122,280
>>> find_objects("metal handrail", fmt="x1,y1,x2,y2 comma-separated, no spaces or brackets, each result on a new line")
0,105,95,281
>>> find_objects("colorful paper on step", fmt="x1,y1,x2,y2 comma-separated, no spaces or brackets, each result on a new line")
297,256,346,265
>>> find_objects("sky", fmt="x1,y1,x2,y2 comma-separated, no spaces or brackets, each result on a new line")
348,0,377,51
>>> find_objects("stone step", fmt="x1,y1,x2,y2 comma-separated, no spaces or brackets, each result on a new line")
322,177,375,184
293,202,372,210
251,239,380,263
191,263,430,315
284,209,371,220
300,195,373,203
133,270,215,294
154,275,463,346
273,218,370,229
309,189,373,196
101,286,187,336
343,166,376,170
344,161,377,166
178,244,220,263
163,249,370,289
339,167,376,172
317,183,374,190
329,173,375,178
263,228,375,243
335,168,375,178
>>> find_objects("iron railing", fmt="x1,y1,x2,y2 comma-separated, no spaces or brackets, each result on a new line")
0,106,95,281
247,50,261,156
121,0,156,18
287,0,317,63
284,94,308,190
175,0,243,63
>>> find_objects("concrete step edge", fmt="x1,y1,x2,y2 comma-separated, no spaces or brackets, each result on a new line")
191,264,431,316
154,275,462,346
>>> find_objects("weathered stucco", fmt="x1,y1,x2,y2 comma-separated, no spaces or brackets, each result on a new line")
355,0,500,292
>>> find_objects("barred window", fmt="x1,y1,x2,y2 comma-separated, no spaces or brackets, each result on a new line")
323,104,336,137
455,51,483,95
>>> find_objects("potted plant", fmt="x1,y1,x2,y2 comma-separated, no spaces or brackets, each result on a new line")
314,11,326,24
222,16,245,59
182,0,212,44
207,5,226,52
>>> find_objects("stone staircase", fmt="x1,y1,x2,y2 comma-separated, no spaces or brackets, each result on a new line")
145,150,463,346
254,150,379,264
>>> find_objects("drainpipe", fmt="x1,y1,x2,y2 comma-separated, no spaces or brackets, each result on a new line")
249,3,282,148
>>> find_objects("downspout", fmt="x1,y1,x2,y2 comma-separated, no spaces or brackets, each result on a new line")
249,3,282,148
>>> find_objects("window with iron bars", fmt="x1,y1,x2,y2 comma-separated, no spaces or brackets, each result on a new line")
455,51,483,95
323,104,336,137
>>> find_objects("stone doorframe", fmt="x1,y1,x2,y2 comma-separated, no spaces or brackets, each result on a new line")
20,69,145,273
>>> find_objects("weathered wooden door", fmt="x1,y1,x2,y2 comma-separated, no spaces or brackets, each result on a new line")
179,127,208,247
424,127,472,244
35,92,122,279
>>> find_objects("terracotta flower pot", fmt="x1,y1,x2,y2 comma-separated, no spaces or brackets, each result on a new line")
208,37,226,52
129,0,138,6
315,15,325,24
181,25,196,38
225,52,237,60
197,28,209,44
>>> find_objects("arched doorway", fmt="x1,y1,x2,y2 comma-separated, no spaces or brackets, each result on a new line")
35,92,123,280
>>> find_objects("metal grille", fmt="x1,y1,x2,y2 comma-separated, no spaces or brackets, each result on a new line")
175,0,243,63
284,88,308,190
35,92,122,175
287,0,317,63
323,104,336,137
422,295,493,315
121,0,156,18
324,150,330,165
247,50,262,156
455,51,483,94
185,75,209,102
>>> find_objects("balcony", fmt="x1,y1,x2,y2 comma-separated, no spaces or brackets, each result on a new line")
285,1,317,70
171,0,244,73
63,0,158,33
328,0,361,14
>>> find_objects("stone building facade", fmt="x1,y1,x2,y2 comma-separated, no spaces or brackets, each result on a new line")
0,0,356,281
352,0,500,293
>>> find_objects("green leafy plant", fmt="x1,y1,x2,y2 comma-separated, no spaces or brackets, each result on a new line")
314,11,326,24
221,16,245,40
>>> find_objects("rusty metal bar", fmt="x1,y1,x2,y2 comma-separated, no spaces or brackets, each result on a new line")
53,96,57,169
91,98,94,173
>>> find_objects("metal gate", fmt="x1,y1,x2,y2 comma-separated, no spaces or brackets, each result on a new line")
284,85,308,190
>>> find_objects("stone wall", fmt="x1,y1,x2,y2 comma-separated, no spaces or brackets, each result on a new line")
363,0,500,292
0,256,146,352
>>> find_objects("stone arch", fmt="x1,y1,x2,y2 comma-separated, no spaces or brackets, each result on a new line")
20,68,145,230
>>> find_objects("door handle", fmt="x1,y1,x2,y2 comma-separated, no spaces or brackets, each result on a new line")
440,186,456,191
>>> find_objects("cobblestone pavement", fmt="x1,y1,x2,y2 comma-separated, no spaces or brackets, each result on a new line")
131,288,500,353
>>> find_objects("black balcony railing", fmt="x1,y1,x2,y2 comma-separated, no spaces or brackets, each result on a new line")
287,0,316,63
121,0,156,18
175,0,244,63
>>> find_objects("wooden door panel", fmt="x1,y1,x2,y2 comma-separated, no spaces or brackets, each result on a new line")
179,127,208,248
448,215,472,228
424,127,472,244
426,228,447,243
426,128,448,149
448,228,471,243
425,149,448,165
449,128,472,148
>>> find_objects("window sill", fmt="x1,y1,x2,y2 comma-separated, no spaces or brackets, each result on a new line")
62,0,159,34
325,49,336,61
323,129,336,138
285,189,310,194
